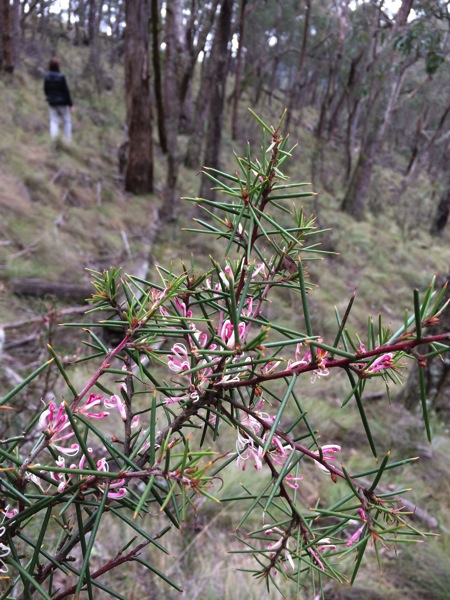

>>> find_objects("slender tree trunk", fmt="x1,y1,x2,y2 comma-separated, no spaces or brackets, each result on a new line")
75,0,87,45
285,0,311,133
151,0,167,153
160,0,184,220
12,0,20,67
124,0,153,194
344,98,362,181
231,0,247,140
1,0,14,73
184,57,210,168
0,2,3,68
199,0,233,202
183,0,222,168
340,0,413,217
340,135,376,218
431,174,450,235
67,0,73,29
86,0,103,88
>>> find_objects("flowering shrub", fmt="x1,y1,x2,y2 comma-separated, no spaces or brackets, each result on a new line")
0,111,449,598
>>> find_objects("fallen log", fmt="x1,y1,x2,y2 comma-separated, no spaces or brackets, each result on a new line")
11,278,92,302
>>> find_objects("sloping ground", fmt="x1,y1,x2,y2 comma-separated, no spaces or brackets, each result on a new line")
0,59,160,326
1,49,450,599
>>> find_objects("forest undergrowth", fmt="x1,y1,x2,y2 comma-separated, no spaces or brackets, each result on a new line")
1,41,450,600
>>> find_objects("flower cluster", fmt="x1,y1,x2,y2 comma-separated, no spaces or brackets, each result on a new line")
358,344,394,375
235,400,303,488
263,525,297,573
263,526,337,575
36,392,139,499
163,291,253,404
287,341,330,382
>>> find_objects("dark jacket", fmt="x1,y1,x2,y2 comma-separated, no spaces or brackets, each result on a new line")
44,72,73,107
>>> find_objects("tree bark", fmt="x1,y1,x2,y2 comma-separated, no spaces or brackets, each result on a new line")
199,0,233,202
124,0,153,194
160,0,185,220
1,0,15,73
431,175,450,236
151,0,167,153
340,0,414,217
285,0,311,133
86,0,103,88
184,57,211,169
231,0,248,140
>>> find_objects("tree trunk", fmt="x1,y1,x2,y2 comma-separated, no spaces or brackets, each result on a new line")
340,0,414,217
1,0,14,73
181,0,222,168
285,0,311,133
340,137,376,218
75,0,88,45
124,0,153,194
431,176,450,236
86,0,103,88
184,57,210,169
151,0,167,153
231,0,247,141
11,0,20,67
199,0,233,202
160,0,184,220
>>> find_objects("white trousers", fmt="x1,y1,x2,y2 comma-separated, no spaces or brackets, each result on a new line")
49,106,72,142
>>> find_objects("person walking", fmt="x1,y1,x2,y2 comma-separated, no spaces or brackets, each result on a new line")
44,57,73,142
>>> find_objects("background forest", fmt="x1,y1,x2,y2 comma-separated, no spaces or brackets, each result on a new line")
1,0,450,598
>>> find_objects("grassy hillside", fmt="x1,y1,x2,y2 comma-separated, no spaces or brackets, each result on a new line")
1,41,450,599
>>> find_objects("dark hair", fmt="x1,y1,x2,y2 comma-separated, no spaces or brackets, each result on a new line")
48,58,60,72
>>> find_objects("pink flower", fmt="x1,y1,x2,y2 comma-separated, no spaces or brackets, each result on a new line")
219,264,235,288
51,455,74,493
263,526,296,571
269,436,293,467
104,394,126,420
50,450,93,493
313,444,341,473
287,343,310,370
252,263,269,279
316,538,337,552
0,526,11,574
188,324,208,351
241,297,253,317
39,402,78,454
76,393,109,419
346,525,364,547
287,342,330,382
236,432,264,471
219,320,247,348
174,298,193,319
307,546,325,571
96,457,127,499
2,506,18,519
167,343,190,373
39,402,71,437
165,388,201,405
261,360,281,375
367,353,393,374
285,474,304,489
